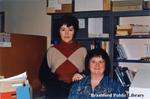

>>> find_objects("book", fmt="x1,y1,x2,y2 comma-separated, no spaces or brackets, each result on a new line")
112,5,143,12
106,41,109,55
114,66,131,89
115,66,126,87
131,32,150,36
116,24,132,36
90,40,109,53
116,44,127,60
131,24,150,34
125,69,136,83
117,25,132,29
112,0,143,7
112,0,143,12
140,56,150,61
116,30,129,36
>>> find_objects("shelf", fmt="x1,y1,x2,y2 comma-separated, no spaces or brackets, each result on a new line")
115,35,150,39
117,59,150,63
76,37,109,41
113,10,150,17
47,11,112,18
48,9,150,19
73,11,112,18
48,10,150,18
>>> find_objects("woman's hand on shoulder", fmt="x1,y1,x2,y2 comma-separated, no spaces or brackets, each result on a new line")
72,73,84,82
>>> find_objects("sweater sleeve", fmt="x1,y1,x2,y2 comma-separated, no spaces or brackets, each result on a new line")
38,53,65,89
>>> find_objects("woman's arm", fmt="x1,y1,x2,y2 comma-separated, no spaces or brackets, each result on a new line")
38,53,65,88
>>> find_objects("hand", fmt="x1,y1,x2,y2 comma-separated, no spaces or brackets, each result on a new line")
72,73,84,82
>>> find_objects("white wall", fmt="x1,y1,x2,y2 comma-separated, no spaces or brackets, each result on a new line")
1,0,51,48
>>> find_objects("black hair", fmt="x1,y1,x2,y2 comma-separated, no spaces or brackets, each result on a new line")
58,14,79,35
85,48,111,76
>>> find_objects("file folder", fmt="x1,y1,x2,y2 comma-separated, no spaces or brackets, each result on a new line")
16,84,30,99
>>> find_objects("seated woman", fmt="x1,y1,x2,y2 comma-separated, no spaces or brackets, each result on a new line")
68,48,127,99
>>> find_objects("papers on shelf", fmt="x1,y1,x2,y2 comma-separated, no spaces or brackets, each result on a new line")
88,18,108,38
74,0,103,12
48,0,61,10
47,0,72,11
61,0,72,4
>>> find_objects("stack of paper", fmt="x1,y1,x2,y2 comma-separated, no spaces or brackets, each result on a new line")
0,72,31,99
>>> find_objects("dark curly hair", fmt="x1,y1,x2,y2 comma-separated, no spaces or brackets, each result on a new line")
58,14,79,36
85,48,111,76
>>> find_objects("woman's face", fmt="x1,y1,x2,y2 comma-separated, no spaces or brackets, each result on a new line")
89,56,105,76
59,24,75,43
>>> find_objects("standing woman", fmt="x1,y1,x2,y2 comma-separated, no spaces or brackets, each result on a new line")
68,48,127,99
39,14,87,99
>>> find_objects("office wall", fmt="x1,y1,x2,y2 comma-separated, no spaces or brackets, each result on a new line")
0,33,47,90
0,1,2,11
1,0,51,48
